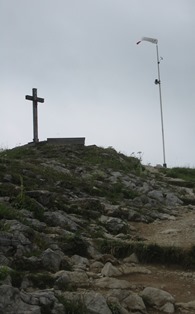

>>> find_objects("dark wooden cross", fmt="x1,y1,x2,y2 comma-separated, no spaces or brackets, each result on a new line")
25,88,44,143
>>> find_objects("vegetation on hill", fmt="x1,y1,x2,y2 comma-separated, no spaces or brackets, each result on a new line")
1,143,195,313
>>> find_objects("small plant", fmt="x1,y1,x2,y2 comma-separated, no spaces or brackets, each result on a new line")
0,203,20,220
57,295,87,314
108,302,121,314
10,270,23,288
28,272,55,289
18,175,25,203
0,266,10,281
14,195,44,221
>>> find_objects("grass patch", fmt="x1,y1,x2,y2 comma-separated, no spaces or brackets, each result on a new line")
97,239,195,269
162,167,195,185
57,295,87,314
0,203,20,220
0,266,10,281
28,272,55,289
14,194,45,221
82,146,141,173
0,267,23,288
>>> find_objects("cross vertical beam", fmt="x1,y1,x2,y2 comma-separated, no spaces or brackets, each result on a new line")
25,88,44,143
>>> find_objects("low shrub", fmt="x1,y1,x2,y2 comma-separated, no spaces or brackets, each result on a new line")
57,296,87,314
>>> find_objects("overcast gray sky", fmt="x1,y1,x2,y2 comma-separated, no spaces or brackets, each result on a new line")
1,0,195,167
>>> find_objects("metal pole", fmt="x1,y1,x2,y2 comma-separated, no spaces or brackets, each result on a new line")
155,44,167,168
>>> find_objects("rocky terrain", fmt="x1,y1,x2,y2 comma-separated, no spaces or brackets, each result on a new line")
0,143,195,314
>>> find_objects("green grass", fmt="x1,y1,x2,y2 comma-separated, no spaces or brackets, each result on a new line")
0,266,10,281
82,146,141,173
162,167,195,184
28,272,55,289
57,296,87,314
0,203,20,220
97,239,195,269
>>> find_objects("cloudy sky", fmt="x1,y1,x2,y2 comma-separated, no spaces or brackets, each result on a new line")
1,0,195,167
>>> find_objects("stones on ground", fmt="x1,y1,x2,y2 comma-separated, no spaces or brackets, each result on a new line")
99,215,129,234
70,254,90,271
122,292,147,314
1,145,195,313
119,264,151,275
123,253,139,264
140,287,175,312
0,285,40,314
94,277,132,289
53,270,89,288
101,262,122,277
84,291,112,314
90,261,104,273
176,300,195,311
41,248,64,272
160,302,175,313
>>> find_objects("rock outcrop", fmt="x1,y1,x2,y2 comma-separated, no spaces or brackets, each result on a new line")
0,144,195,313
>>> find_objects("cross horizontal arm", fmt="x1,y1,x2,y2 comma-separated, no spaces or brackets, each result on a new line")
25,95,44,103
25,95,33,101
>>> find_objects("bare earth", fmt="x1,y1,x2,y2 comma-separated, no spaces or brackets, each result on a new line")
129,206,195,312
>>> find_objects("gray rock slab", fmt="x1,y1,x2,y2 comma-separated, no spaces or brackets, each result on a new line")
122,293,147,313
140,287,175,307
94,277,132,289
84,291,112,314
101,262,122,277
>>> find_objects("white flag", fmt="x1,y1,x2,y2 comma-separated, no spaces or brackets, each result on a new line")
142,37,158,44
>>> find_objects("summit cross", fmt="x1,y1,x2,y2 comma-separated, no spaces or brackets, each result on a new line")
25,88,44,143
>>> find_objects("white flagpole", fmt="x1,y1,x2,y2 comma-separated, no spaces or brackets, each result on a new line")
155,43,167,168
137,37,167,168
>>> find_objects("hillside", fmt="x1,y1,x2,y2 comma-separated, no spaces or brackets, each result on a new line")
0,143,195,314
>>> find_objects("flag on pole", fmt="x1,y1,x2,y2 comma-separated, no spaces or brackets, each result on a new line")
136,37,158,45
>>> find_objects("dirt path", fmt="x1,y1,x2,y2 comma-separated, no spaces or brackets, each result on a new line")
132,206,195,248
127,206,195,312
125,264,195,303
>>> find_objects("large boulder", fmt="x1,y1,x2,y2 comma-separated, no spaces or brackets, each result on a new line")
101,262,121,277
141,287,175,312
70,254,90,271
43,211,79,231
53,270,89,289
0,285,41,314
94,277,132,289
99,215,128,234
41,248,64,272
84,291,112,314
122,292,147,313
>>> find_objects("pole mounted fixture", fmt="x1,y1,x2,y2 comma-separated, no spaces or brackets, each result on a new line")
137,37,167,168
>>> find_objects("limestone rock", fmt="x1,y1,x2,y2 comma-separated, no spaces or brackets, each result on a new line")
53,270,89,288
70,254,90,271
101,262,122,277
94,277,132,289
41,248,64,272
84,291,112,314
43,211,79,231
119,264,151,275
148,190,164,203
99,215,128,234
176,300,195,310
160,301,175,313
0,285,41,314
122,292,147,313
141,287,175,308
123,253,139,264
90,261,104,273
